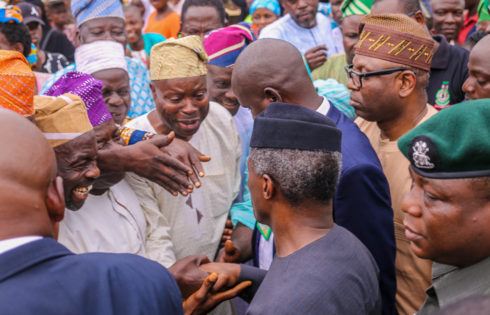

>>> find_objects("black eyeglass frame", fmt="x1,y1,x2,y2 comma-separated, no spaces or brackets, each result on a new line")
344,64,416,89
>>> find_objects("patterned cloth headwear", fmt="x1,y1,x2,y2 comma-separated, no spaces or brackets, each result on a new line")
44,71,112,127
249,0,281,16
356,14,434,71
203,24,254,68
0,50,36,117
71,0,124,26
75,40,128,75
341,0,373,18
478,0,490,23
0,6,23,23
34,93,94,147
150,35,208,80
398,99,490,179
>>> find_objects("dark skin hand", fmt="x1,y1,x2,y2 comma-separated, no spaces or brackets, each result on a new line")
219,217,234,248
97,132,208,196
305,45,328,71
216,223,253,263
183,273,252,315
160,137,211,183
168,255,211,299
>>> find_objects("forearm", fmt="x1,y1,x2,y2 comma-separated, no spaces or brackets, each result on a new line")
238,264,267,303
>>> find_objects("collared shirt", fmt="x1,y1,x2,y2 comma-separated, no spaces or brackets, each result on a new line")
0,236,42,255
418,257,490,315
40,57,156,118
260,13,342,57
427,35,469,109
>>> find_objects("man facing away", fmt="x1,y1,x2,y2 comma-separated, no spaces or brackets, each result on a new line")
397,99,490,314
0,108,183,314
348,13,438,315
227,38,396,315
202,102,381,314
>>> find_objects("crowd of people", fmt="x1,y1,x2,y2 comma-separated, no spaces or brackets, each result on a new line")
0,0,488,314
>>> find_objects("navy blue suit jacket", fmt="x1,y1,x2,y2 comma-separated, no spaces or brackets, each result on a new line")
0,238,183,314
253,105,397,315
327,105,396,315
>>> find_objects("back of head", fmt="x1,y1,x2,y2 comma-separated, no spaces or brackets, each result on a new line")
233,38,313,98
372,0,421,15
0,109,56,235
0,7,32,57
249,102,342,206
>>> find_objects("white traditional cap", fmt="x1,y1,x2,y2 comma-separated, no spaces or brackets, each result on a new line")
75,40,128,75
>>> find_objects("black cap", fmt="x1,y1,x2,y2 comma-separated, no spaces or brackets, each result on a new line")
17,2,45,26
251,102,342,152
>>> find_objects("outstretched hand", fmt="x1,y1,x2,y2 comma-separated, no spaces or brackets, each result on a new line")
183,273,251,315
161,137,211,188
126,132,197,195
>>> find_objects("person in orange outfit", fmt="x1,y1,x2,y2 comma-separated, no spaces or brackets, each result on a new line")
145,0,180,38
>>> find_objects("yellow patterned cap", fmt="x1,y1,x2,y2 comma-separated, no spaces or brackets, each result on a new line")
34,93,94,147
150,35,209,80
356,14,434,71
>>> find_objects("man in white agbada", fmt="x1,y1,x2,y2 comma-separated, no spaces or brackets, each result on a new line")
125,35,241,268
56,44,147,257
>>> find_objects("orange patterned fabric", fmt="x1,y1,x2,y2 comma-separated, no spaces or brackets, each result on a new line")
0,50,36,116
356,14,435,71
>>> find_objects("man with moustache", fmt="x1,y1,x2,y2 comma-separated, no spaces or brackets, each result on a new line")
349,13,438,315
398,99,490,314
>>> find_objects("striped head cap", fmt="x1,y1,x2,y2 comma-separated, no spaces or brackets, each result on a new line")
356,14,434,71
71,0,124,26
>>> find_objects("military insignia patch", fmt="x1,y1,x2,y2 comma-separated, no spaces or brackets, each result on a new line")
409,136,440,171
435,81,451,109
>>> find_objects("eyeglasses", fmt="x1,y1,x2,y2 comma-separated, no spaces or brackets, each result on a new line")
344,64,416,89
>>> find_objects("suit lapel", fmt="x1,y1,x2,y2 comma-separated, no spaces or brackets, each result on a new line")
0,238,72,282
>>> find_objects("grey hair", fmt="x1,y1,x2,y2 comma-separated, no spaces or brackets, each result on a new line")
248,148,342,206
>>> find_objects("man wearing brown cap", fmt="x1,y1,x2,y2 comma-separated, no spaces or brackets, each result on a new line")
348,13,438,315
33,93,101,212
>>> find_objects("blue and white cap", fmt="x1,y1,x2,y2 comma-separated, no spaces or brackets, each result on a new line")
71,0,124,26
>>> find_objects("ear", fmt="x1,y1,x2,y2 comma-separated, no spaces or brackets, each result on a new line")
76,28,82,44
45,176,65,224
150,82,158,102
398,71,417,98
412,11,426,26
13,43,24,55
262,174,275,200
264,87,282,103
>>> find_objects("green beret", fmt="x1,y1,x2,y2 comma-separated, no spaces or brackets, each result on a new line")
398,99,490,179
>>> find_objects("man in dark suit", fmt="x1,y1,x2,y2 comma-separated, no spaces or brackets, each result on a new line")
224,38,397,315
0,108,248,315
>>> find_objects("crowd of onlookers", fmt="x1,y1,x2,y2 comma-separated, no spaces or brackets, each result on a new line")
0,0,488,314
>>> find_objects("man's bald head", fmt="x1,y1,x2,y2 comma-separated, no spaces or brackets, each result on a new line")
232,39,319,117
0,109,64,240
